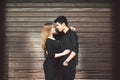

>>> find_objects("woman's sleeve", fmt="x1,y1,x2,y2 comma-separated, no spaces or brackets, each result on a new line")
46,40,55,59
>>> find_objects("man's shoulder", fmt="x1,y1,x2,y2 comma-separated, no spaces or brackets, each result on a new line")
69,30,77,36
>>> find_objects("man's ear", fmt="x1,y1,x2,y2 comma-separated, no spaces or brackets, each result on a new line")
62,23,65,26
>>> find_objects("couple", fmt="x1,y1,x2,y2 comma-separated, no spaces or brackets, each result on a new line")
41,16,79,80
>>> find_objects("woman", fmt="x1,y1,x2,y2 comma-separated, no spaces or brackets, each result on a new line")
41,23,70,80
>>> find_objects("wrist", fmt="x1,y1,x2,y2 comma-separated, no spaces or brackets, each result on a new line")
65,60,69,64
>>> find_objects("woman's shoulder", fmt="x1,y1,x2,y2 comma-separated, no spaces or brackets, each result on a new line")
45,38,58,47
46,38,52,46
46,38,52,42
46,38,55,43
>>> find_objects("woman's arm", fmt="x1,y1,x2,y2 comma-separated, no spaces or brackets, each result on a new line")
54,49,70,58
70,26,76,31
46,39,71,58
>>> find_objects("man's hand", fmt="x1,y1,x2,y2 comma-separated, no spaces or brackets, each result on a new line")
63,61,69,66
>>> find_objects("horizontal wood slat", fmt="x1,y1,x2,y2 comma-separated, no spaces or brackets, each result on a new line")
6,12,111,17
6,17,110,22
8,53,111,58
6,0,110,3
6,28,112,33
6,22,111,27
6,3,111,8
9,63,111,71
6,33,112,38
8,79,110,80
6,8,111,12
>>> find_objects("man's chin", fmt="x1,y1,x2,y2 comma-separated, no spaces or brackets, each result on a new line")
57,29,62,32
59,30,62,32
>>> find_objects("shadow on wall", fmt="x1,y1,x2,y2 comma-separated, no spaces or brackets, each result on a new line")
0,0,7,80
111,0,120,80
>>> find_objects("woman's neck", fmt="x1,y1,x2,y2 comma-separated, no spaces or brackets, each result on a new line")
48,35,55,40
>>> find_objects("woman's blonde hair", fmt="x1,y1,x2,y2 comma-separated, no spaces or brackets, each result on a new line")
41,23,53,50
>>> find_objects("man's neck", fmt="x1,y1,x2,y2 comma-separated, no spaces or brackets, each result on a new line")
63,26,69,34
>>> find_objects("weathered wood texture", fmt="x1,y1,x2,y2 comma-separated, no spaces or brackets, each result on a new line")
6,0,110,3
5,3,112,80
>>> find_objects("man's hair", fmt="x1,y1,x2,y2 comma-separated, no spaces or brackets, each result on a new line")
54,16,68,26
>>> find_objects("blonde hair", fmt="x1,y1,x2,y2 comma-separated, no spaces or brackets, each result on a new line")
41,23,53,50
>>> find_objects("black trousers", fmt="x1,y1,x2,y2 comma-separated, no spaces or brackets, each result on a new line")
60,64,76,80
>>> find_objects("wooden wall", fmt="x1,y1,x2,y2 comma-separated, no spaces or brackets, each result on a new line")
5,2,112,80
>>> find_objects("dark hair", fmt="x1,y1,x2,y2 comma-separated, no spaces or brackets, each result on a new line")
54,16,68,26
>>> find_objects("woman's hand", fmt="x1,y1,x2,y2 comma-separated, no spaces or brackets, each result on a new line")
63,61,69,66
70,26,76,31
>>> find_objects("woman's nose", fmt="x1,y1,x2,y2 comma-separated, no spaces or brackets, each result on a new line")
56,26,58,29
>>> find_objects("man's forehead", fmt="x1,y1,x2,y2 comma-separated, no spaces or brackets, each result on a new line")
56,22,60,25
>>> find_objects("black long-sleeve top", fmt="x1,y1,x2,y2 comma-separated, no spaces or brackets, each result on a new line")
45,38,61,59
59,29,79,65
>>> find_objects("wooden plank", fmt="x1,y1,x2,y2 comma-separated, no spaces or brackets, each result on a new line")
9,62,111,70
5,42,112,48
8,68,111,74
8,57,112,63
5,27,112,32
8,52,112,58
6,33,112,38
6,42,111,47
6,22,111,28
6,0,110,3
6,3,111,8
6,8,111,12
5,17,110,23
8,79,110,80
8,72,111,79
6,37,112,42
6,49,112,53
6,12,111,17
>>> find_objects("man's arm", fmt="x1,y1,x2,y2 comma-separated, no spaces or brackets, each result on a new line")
63,51,76,66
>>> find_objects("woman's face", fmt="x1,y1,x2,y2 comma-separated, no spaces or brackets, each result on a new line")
51,25,56,34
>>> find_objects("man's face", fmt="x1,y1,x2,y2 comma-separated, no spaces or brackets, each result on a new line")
55,22,64,32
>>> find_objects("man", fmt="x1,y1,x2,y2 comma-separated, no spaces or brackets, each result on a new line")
54,16,79,80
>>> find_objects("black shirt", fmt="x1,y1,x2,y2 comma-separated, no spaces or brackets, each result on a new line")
45,38,61,59
59,29,79,65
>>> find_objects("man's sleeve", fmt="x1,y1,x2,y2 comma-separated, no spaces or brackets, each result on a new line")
70,32,79,54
